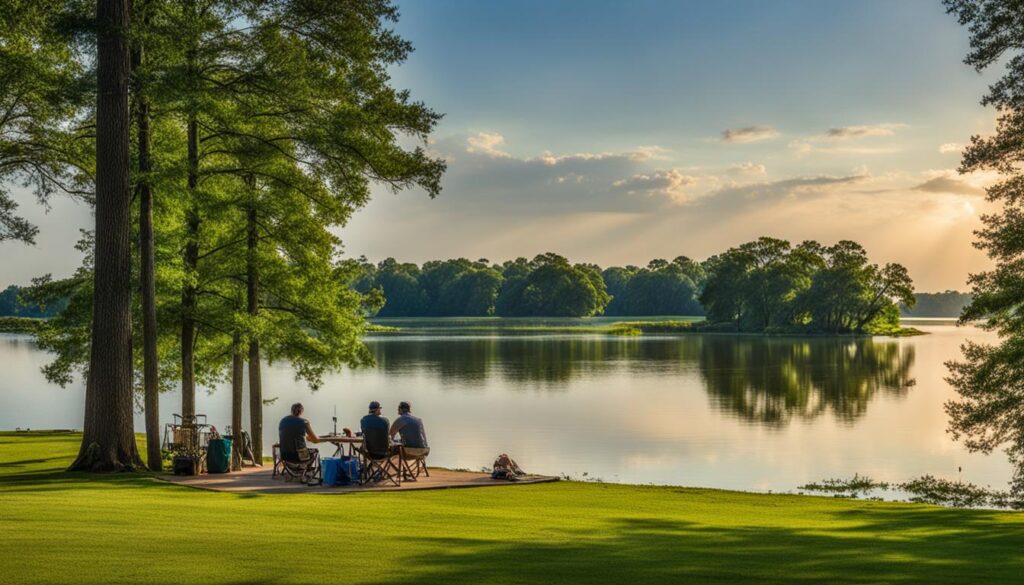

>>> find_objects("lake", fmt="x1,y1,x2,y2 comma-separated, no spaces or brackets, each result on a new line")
0,319,1013,492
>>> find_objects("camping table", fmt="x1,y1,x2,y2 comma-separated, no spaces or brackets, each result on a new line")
318,435,363,458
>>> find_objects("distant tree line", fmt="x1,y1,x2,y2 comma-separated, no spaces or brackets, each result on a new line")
348,237,915,333
0,286,65,318
350,253,708,318
351,253,613,317
900,291,973,318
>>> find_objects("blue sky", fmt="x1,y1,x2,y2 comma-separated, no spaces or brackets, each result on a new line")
388,0,984,165
2,0,1001,290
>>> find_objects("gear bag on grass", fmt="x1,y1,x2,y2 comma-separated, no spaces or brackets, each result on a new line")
491,453,526,480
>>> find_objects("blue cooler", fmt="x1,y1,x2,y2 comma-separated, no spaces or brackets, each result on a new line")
323,456,360,486
322,457,343,486
339,456,359,485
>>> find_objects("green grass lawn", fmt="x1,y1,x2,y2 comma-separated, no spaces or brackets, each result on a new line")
1,431,1023,584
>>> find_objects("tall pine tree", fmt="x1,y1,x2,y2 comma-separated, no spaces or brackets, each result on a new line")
69,0,143,471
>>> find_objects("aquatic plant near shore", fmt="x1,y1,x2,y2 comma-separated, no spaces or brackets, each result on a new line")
800,473,1024,509
798,474,890,498
896,476,1024,510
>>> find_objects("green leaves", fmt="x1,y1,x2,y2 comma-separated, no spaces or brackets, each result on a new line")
701,237,913,334
944,0,1024,495
0,0,92,243
496,254,610,318
604,258,704,317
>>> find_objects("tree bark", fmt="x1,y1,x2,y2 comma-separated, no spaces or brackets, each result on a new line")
180,116,198,420
246,196,263,462
231,336,243,471
69,0,142,472
133,0,161,472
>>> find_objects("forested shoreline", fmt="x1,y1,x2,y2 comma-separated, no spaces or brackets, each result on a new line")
342,236,920,334
2,282,971,321
3,236,956,333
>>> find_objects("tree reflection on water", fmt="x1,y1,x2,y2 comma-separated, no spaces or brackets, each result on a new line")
698,337,915,426
365,333,915,424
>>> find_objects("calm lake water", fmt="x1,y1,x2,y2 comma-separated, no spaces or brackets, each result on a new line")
0,319,1013,492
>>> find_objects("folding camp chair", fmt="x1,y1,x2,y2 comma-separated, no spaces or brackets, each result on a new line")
398,446,430,482
272,443,284,478
280,447,322,486
354,445,402,487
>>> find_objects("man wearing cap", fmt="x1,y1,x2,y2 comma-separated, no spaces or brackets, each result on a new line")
359,401,398,459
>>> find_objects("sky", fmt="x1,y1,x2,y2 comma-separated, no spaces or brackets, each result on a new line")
1,0,1003,291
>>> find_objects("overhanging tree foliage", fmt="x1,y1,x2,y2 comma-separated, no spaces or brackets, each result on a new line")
944,0,1024,496
0,0,91,244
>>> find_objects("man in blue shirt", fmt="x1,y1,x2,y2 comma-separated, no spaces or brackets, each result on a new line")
390,401,429,457
279,402,322,463
359,400,398,459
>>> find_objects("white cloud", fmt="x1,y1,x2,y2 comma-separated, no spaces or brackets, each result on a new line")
820,123,906,140
939,142,964,154
534,145,671,166
727,162,767,176
698,174,868,211
466,132,510,158
629,145,673,161
612,169,699,203
426,133,683,213
786,123,906,157
721,126,780,144
788,139,899,157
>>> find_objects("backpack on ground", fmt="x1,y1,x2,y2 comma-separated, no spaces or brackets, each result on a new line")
491,453,525,481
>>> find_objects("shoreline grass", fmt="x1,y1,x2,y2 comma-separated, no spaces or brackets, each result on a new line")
367,318,926,339
1,431,1022,584
0,316,44,334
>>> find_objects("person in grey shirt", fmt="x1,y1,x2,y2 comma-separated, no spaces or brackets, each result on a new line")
389,401,429,456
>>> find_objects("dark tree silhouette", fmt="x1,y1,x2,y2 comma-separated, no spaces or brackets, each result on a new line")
944,0,1024,495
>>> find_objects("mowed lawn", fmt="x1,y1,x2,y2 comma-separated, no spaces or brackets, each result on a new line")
1,432,1023,584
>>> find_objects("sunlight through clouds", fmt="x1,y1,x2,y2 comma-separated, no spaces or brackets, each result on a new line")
341,127,997,291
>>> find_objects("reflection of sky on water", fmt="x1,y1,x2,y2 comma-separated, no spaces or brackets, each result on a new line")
0,324,1012,492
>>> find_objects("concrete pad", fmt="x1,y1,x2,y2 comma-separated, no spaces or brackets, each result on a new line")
159,465,558,494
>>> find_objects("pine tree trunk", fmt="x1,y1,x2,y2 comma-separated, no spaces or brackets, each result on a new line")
231,337,243,471
69,0,142,472
246,199,263,462
133,1,161,472
247,340,262,462
180,116,198,420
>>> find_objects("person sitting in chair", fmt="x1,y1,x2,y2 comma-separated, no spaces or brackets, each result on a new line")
359,400,399,459
279,402,322,464
390,401,429,458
